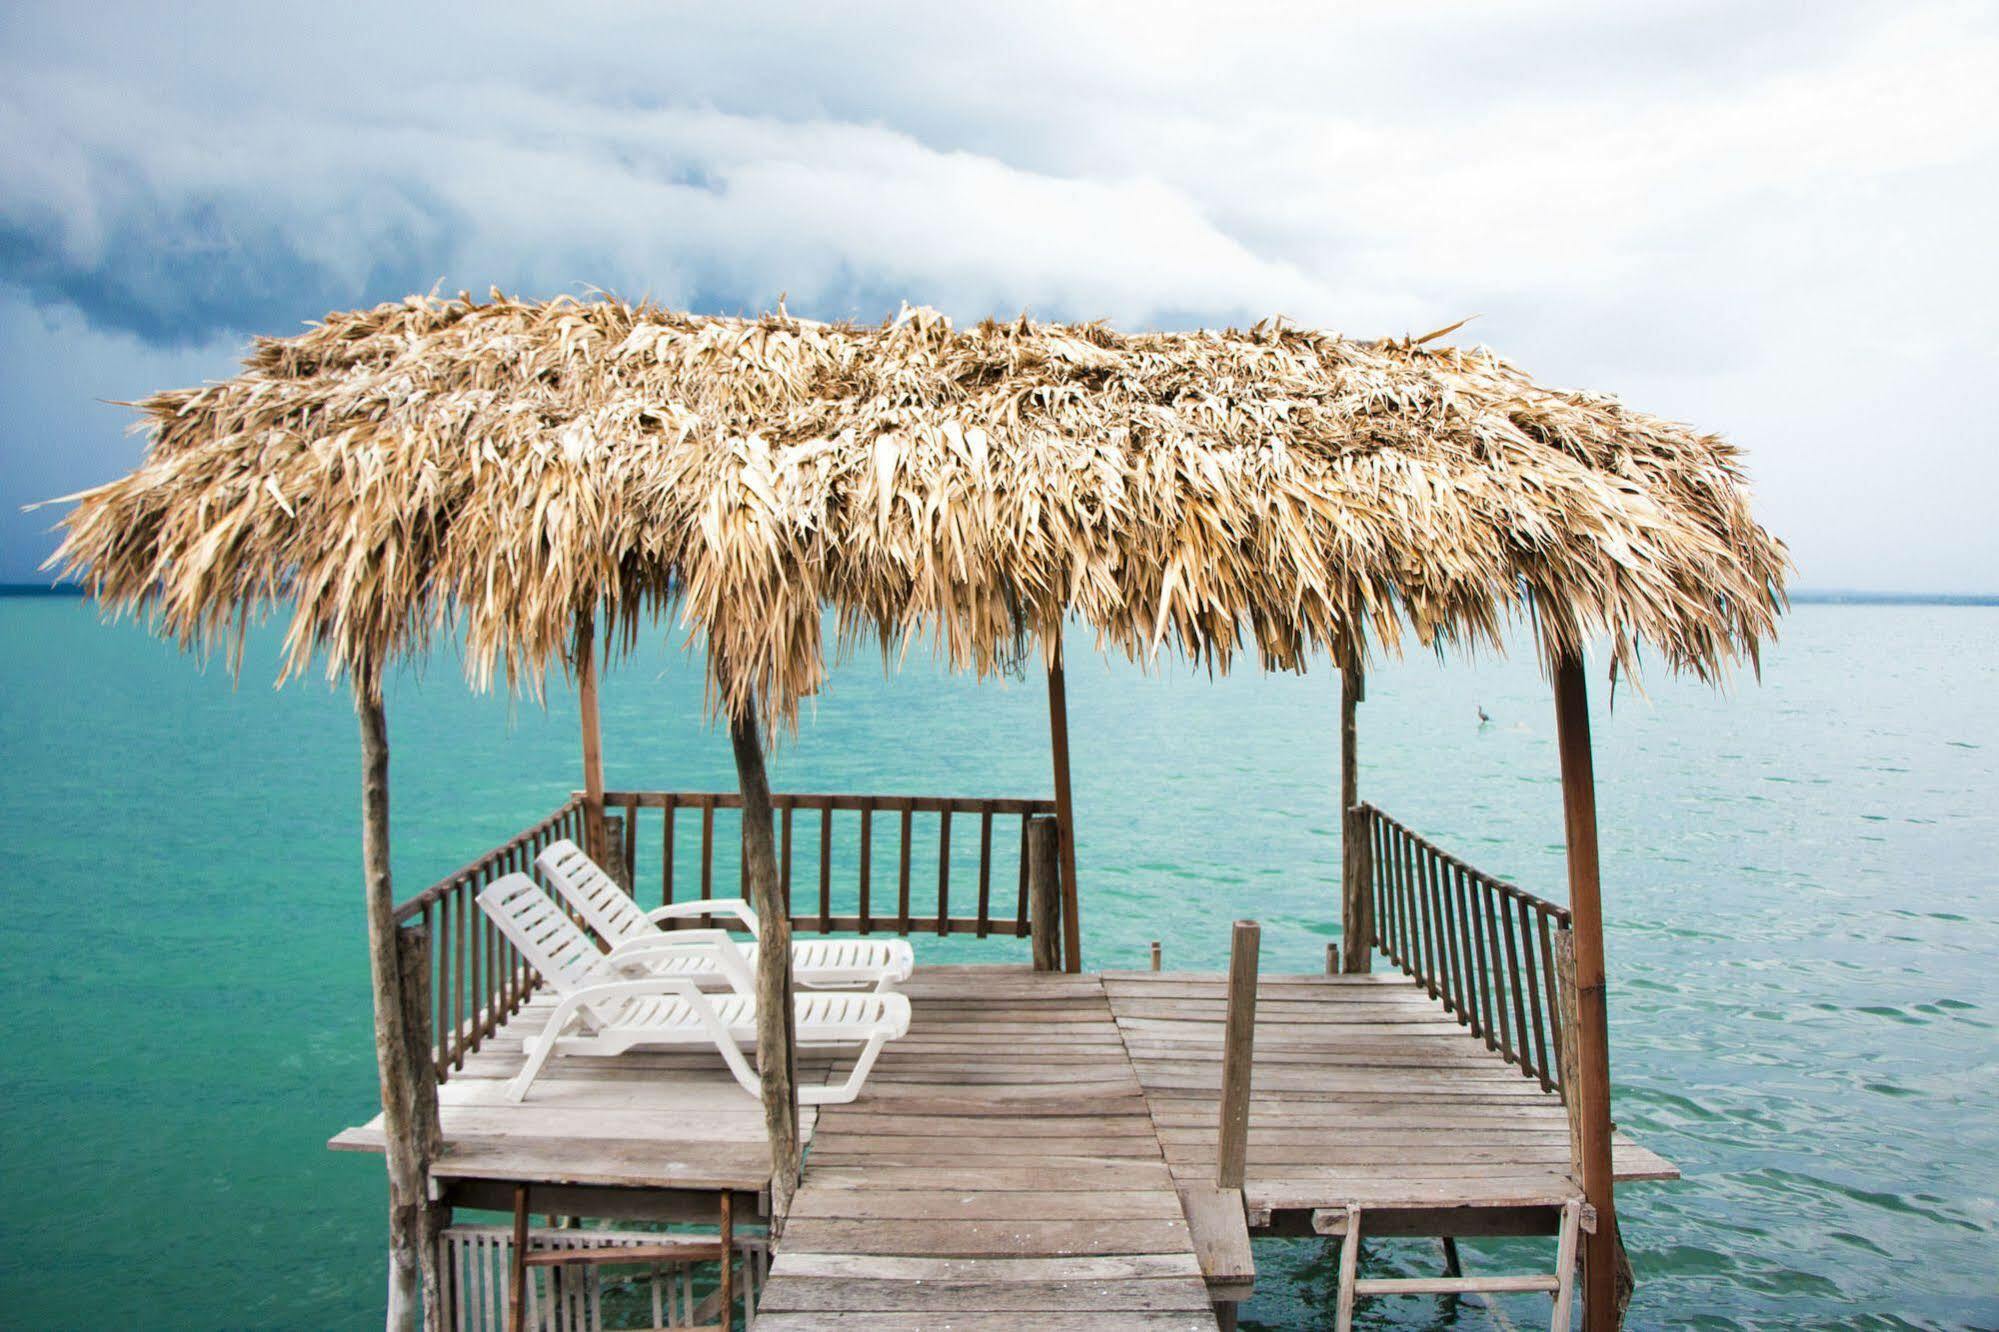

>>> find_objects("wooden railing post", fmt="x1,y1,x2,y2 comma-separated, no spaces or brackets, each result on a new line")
1046,649,1083,973
1338,657,1371,973
1552,927,1586,1177
1216,920,1260,1191
1027,815,1062,972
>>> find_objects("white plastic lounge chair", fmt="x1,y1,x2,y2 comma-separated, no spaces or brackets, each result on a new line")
476,873,910,1105
534,839,914,993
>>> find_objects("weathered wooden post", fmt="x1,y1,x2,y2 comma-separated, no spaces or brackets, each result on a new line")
1216,920,1260,1191
728,695,802,1226
395,924,444,1329
1027,815,1061,972
1551,653,1623,1330
1150,940,1162,972
1338,652,1372,974
1045,645,1083,973
574,612,611,868
355,681,442,1331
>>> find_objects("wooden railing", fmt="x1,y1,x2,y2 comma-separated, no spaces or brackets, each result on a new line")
598,790,1059,939
392,798,589,1084
1357,803,1573,1094
389,789,1058,1084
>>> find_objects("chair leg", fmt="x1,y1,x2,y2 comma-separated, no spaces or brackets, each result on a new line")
799,1032,888,1106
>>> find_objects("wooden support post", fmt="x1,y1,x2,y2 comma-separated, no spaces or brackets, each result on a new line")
356,682,439,1332
728,697,802,1226
1027,816,1062,972
1046,648,1083,973
1150,940,1162,972
509,1184,529,1331
1339,655,1372,974
575,613,610,867
717,1189,735,1332
395,925,444,1330
1216,920,1260,1191
1552,653,1622,1331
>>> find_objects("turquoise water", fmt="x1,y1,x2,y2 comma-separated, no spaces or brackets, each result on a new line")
1,597,1994,1328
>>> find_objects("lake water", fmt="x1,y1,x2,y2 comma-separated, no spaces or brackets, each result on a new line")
1,597,1993,1329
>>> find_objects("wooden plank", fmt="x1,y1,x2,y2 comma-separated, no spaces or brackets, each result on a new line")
1177,1184,1254,1298
755,1313,1216,1331
776,1218,1194,1256
759,1276,1215,1313
786,1191,1187,1221
769,1254,1203,1282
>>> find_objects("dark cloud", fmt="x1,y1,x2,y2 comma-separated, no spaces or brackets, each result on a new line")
1,1,1994,589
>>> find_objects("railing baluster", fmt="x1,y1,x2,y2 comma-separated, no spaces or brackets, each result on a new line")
621,804,637,892
935,808,952,937
1416,831,1439,996
897,803,913,933
661,798,675,907
1503,888,1527,1064
1016,812,1032,934
1520,907,1551,1091
976,802,994,938
1472,874,1500,1053
1538,912,1562,1093
1479,880,1503,1056
700,798,715,905
1436,850,1465,1022
819,803,834,933
858,801,873,935
1455,860,1487,1040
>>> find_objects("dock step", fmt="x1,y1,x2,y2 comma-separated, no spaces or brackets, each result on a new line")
1318,1200,1582,1331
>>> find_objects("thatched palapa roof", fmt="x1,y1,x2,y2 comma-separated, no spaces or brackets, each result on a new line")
47,293,1787,722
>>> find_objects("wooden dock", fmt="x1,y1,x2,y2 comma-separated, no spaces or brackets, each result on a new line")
1104,969,1676,1230
334,962,1676,1326
757,967,1219,1330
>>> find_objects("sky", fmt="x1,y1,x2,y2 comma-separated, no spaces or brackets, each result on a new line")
2,1,1994,591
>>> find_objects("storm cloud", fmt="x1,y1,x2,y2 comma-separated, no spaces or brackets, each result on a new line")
4,0,1995,589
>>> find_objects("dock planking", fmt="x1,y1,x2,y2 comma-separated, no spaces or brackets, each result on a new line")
330,991,827,1195
329,963,1678,1322
1103,970,1678,1223
757,965,1220,1330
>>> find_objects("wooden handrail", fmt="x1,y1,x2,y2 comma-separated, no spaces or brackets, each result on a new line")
594,789,1058,942
390,797,590,1083
1358,802,1573,1096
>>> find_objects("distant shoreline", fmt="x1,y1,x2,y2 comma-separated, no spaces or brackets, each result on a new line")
4,582,1993,606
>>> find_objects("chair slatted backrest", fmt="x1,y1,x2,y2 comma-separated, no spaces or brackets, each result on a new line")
536,839,650,947
477,872,602,995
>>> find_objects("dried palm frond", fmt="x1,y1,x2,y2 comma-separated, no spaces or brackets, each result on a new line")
44,292,1789,724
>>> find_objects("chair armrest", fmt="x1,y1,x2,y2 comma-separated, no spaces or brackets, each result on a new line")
595,930,758,996
605,928,738,960
647,897,762,938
